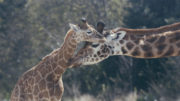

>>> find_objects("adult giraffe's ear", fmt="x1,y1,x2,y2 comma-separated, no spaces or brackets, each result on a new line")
97,21,105,33
69,23,80,32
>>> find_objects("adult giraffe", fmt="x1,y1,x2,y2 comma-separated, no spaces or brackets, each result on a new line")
10,20,106,101
68,22,180,67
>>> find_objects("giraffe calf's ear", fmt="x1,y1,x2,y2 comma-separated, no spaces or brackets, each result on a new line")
69,23,80,32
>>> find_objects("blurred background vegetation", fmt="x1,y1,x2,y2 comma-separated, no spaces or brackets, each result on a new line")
0,0,180,101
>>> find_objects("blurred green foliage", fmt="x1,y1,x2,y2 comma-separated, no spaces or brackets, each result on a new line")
0,0,180,101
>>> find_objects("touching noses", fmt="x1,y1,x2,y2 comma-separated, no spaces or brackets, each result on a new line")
95,32,106,43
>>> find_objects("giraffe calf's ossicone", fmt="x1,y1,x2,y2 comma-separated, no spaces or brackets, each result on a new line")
10,19,106,101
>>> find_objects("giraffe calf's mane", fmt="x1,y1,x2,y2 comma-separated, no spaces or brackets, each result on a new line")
64,29,75,41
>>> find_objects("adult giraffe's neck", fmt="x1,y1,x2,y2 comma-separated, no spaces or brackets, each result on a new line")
115,22,180,35
112,29,180,58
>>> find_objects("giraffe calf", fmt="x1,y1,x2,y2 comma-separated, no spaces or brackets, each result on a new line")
10,19,106,101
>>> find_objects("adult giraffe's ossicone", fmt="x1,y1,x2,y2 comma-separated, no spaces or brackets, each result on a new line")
68,22,180,67
10,19,106,101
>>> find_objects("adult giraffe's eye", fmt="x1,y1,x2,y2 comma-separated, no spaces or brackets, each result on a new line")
87,30,92,35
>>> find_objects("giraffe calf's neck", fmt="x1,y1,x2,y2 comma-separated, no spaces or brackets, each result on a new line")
10,31,78,101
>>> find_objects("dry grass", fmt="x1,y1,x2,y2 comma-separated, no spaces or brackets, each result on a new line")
63,92,137,101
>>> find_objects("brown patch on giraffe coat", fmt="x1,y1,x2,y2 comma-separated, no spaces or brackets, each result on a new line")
11,98,18,101
130,35,137,40
100,45,104,49
157,44,166,54
26,94,33,100
13,86,19,97
163,46,174,56
124,34,129,40
58,60,67,68
116,51,120,54
169,34,180,43
130,35,141,44
156,36,166,43
47,84,54,96
44,57,51,65
20,97,25,101
46,64,53,72
50,97,56,101
39,65,53,76
176,42,180,47
97,51,101,56
54,67,64,74
71,38,76,43
95,58,99,61
33,85,39,95
111,50,114,54
39,79,46,91
131,47,140,56
20,94,32,101
46,73,56,82
68,40,76,48
126,42,134,50
23,70,34,80
25,85,33,93
178,50,180,56
20,94,25,100
41,99,48,101
54,85,62,99
36,64,47,76
144,52,153,57
49,88,55,96
64,51,72,60
29,77,35,86
141,44,152,51
34,70,42,82
101,46,110,54
119,40,124,44
67,47,74,53
134,40,140,44
146,37,157,43
58,53,63,60
121,47,128,54
53,55,58,62
39,91,49,99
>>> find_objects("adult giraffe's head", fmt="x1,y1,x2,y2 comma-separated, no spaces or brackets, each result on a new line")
67,18,106,43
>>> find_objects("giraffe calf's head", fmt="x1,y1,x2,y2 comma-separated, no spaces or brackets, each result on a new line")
69,20,106,43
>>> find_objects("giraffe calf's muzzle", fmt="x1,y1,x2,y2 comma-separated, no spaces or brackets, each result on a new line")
99,38,106,43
